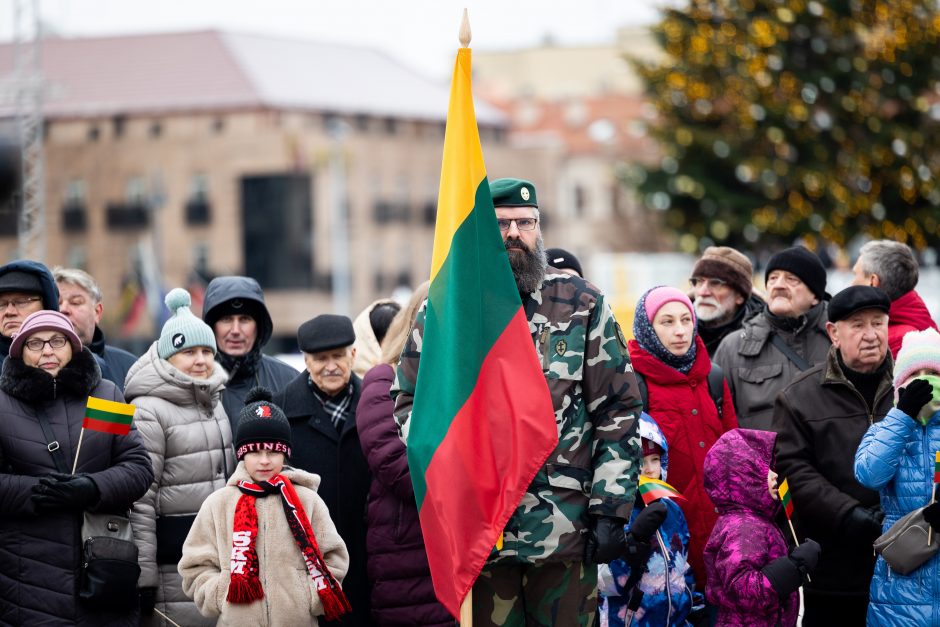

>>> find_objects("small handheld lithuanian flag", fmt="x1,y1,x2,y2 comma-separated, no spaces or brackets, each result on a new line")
779,477,794,518
84,397,135,435
638,476,687,505
934,452,940,484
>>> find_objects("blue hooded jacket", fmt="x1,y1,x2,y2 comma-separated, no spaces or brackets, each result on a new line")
600,413,696,627
855,404,940,626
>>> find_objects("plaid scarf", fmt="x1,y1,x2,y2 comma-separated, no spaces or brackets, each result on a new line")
309,377,353,430
228,474,351,620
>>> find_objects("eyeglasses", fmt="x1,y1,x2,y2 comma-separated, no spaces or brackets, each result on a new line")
689,277,729,290
497,218,538,231
24,335,69,352
0,296,41,311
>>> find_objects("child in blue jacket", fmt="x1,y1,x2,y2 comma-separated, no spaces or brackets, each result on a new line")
599,413,696,627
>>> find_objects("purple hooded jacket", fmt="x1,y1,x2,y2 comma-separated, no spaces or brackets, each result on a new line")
357,363,454,626
703,429,798,627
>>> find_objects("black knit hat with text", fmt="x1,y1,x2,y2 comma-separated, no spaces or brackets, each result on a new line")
234,387,292,461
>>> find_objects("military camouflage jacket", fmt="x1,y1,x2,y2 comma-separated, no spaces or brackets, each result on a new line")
392,269,642,564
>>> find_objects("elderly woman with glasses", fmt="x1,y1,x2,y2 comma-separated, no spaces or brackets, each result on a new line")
0,309,153,625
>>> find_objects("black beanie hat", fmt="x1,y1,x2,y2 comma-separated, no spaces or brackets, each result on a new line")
545,248,584,277
764,246,828,301
234,387,292,461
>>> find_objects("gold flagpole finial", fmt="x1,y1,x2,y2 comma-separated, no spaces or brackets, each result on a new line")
459,8,471,48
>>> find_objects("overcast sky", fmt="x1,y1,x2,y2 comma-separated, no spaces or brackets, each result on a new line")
1,0,664,78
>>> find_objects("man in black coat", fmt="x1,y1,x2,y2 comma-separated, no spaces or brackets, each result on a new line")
773,286,894,625
202,276,299,428
275,314,374,627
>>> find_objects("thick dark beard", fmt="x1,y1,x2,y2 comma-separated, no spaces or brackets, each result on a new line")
506,235,547,295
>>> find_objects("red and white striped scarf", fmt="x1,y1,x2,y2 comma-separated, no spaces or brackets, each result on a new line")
228,474,351,621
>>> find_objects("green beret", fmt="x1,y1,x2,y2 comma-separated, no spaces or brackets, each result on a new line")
489,178,538,209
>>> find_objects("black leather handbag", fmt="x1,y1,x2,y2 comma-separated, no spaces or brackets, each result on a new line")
35,409,141,609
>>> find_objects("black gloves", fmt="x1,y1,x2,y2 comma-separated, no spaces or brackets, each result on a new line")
897,378,934,421
31,472,100,513
630,501,668,542
139,587,157,616
923,501,940,532
585,501,668,567
843,505,884,542
585,515,627,565
621,501,667,571
761,539,821,598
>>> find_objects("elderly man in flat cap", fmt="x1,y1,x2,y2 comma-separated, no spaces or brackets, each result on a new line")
274,314,373,627
394,177,643,626
773,285,894,625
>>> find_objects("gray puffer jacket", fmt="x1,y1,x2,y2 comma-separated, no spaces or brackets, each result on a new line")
125,343,234,627
713,301,831,431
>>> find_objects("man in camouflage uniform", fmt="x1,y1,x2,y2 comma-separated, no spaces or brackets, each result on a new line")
392,178,643,626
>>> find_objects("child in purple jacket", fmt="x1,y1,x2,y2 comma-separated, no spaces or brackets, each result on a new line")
702,429,820,627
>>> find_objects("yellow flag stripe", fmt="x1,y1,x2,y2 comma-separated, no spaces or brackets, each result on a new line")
429,48,487,284
86,396,136,416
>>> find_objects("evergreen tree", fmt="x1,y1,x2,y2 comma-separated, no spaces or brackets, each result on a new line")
633,0,940,253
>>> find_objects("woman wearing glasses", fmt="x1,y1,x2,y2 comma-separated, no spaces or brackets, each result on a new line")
627,286,738,597
0,310,153,625
124,288,233,626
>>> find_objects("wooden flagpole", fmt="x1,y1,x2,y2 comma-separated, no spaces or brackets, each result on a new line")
458,12,473,626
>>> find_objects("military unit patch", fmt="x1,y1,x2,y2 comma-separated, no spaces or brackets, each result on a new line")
555,339,567,356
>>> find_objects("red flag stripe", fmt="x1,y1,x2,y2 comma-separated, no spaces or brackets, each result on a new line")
419,312,556,615
82,416,132,435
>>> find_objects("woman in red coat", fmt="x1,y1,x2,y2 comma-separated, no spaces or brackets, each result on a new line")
628,285,738,591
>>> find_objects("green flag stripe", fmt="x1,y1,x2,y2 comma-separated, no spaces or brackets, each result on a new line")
85,407,134,424
408,180,522,506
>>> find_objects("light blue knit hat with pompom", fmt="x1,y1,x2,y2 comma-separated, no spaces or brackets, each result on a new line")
158,288,217,359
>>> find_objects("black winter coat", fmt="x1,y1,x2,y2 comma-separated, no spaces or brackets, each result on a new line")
772,347,894,597
201,275,298,426
0,348,154,626
276,371,374,627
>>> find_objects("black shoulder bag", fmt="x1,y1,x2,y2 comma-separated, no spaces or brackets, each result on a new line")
35,409,140,610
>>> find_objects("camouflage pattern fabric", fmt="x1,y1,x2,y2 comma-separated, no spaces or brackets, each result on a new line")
472,560,598,627
393,269,643,564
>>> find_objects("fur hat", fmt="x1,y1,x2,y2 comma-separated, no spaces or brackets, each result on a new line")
10,310,82,359
158,288,217,360
234,387,292,460
893,328,940,390
692,247,753,298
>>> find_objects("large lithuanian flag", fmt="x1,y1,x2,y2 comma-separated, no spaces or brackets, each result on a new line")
407,44,558,617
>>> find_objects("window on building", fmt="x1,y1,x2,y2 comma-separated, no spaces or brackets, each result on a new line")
87,125,100,142
62,179,88,232
241,174,314,289
149,121,162,138
383,117,398,135
185,174,211,225
211,117,225,134
112,115,126,139
574,184,587,217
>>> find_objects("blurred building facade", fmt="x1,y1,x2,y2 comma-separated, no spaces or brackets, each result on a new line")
0,30,563,349
473,26,669,270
